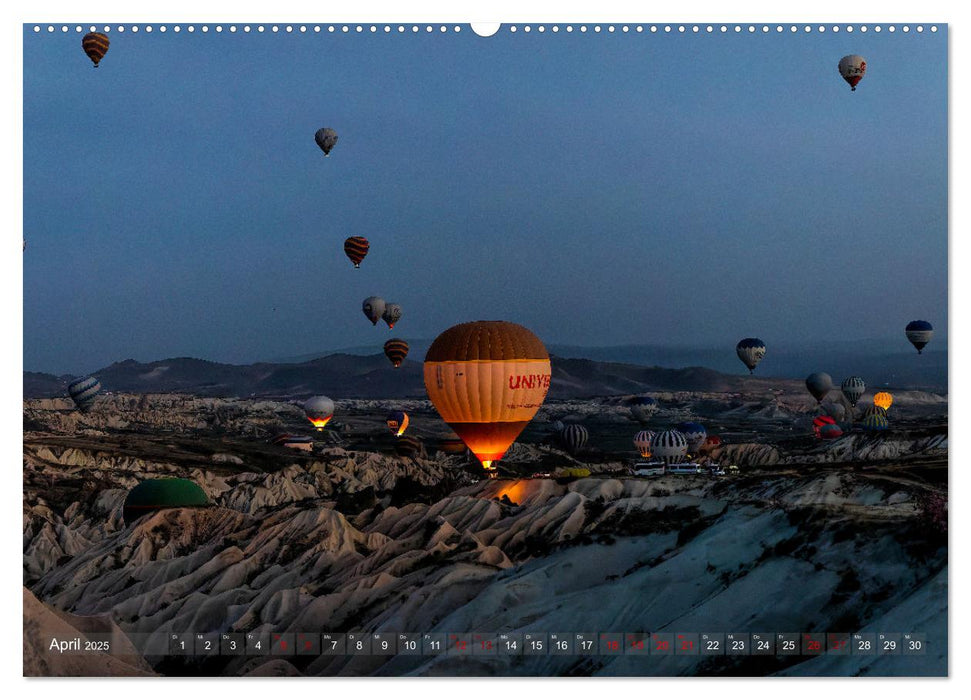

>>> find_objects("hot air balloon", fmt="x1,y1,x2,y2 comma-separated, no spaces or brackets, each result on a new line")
676,422,708,454
551,419,565,434
873,392,893,411
304,395,334,430
386,410,409,437
634,430,655,458
841,376,866,407
363,297,386,325
629,396,659,423
315,127,338,156
905,321,934,354
395,434,423,457
701,435,722,453
838,54,866,91
82,32,110,67
123,478,209,525
813,415,843,440
862,412,889,432
383,303,402,330
736,338,766,374
343,237,369,268
560,424,589,455
805,372,833,405
651,430,688,465
67,376,101,413
384,339,409,367
860,404,888,422
423,320,551,475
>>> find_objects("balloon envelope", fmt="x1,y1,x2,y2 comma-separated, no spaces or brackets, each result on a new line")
344,237,369,268
560,424,589,455
304,395,335,429
384,339,409,367
424,321,551,472
905,320,934,354
805,372,833,404
68,376,101,413
363,297,386,325
873,392,893,411
838,55,866,91
386,410,409,437
82,32,109,67
736,338,766,373
651,430,688,465
315,127,338,155
629,396,659,423
634,430,655,458
383,303,402,329
676,421,708,453
841,376,866,407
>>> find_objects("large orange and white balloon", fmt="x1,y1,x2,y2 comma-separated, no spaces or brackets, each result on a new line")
424,321,551,473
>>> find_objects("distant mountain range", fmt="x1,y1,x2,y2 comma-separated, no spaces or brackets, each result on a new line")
23,341,945,401
24,354,810,401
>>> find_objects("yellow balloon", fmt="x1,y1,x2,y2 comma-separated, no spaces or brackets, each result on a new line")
424,321,551,473
873,392,893,411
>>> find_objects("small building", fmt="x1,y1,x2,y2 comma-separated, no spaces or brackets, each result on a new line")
270,434,314,451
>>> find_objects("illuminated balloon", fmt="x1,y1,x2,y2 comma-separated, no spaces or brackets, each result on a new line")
82,32,109,67
384,338,409,367
905,320,934,354
424,320,551,474
383,303,402,330
873,392,893,411
343,237,369,268
304,395,334,430
634,430,655,458
386,410,409,437
676,421,708,454
651,430,688,465
805,372,833,404
315,127,338,156
841,376,866,407
362,297,386,325
736,338,766,374
560,424,589,455
838,55,866,91
68,376,101,413
629,396,659,423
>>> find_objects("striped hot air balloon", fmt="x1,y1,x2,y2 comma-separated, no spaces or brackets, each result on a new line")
873,392,893,411
382,303,402,330
651,430,688,465
67,376,101,412
862,411,889,432
424,321,551,474
384,339,409,367
304,395,334,430
633,430,655,458
905,320,934,354
386,410,409,437
736,338,766,374
82,32,110,67
860,404,888,422
343,237,369,268
560,424,589,455
315,127,338,156
841,376,866,407
676,421,707,454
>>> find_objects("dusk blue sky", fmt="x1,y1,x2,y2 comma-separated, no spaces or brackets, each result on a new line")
23,25,947,375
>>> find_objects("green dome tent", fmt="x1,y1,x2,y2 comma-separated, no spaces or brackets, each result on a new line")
123,478,209,525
